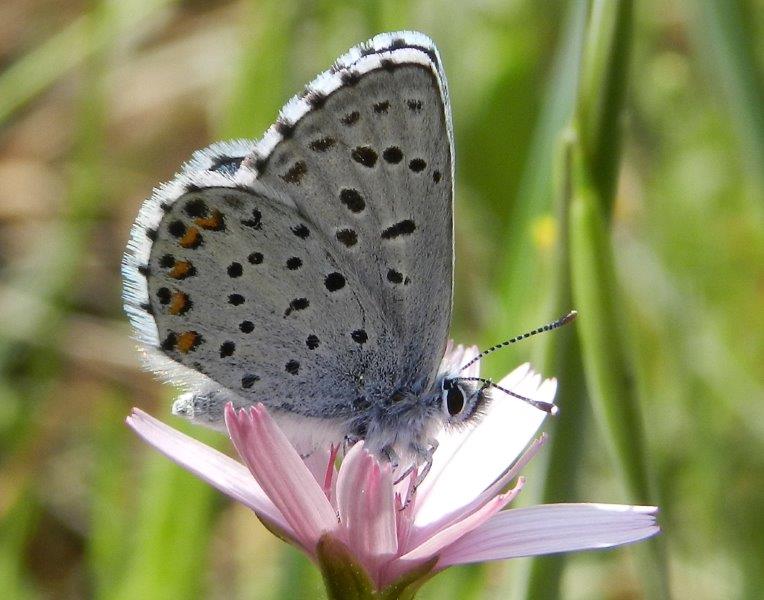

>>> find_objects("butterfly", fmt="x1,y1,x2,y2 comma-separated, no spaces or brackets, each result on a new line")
123,31,557,476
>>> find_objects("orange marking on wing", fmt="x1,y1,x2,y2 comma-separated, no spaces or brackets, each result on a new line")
176,331,201,353
169,291,190,315
179,226,202,248
169,260,194,279
195,209,225,231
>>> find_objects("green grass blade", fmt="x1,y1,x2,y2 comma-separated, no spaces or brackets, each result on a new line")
576,0,634,212
567,2,670,597
513,133,590,600
494,0,588,335
491,3,588,595
220,0,299,139
569,143,669,599
88,392,132,598
569,153,652,503
108,423,219,600
689,0,764,186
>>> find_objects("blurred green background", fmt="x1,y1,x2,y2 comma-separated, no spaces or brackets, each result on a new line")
0,1,762,598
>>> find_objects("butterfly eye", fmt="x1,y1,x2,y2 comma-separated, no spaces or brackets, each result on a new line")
443,381,465,417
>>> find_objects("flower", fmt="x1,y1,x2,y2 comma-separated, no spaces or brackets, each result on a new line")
126,344,659,597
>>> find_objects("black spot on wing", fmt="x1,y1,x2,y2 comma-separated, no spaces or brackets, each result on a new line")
241,208,262,229
184,198,208,217
409,158,426,172
241,374,260,388
336,229,358,247
281,161,307,184
284,297,309,317
168,220,186,238
387,269,404,284
382,147,403,164
381,220,416,240
351,146,377,168
339,189,365,213
309,137,336,152
407,99,423,112
306,91,327,108
156,287,171,304
286,256,302,270
324,272,346,292
291,224,310,239
351,329,368,344
227,262,243,277
341,111,360,126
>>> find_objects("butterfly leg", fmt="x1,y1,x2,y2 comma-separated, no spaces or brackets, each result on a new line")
397,438,440,509
393,462,415,486
382,445,402,472
413,438,439,487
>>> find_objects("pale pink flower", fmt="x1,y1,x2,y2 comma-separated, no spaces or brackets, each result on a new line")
126,344,659,595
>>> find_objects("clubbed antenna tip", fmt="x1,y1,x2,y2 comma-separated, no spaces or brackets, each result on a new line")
561,309,578,325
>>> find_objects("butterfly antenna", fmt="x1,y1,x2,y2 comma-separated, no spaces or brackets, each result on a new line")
453,376,558,415
459,310,578,373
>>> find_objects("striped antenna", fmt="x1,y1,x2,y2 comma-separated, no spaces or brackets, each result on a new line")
459,310,578,373
453,376,558,414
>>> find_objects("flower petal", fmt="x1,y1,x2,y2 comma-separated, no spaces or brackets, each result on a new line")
415,365,555,526
336,443,398,582
126,408,290,535
401,478,524,561
225,404,338,551
302,445,337,503
437,503,660,567
407,435,545,550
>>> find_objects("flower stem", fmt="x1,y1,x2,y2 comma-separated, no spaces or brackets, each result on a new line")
317,535,376,600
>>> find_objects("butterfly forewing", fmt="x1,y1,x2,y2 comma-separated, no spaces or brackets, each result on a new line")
249,42,454,393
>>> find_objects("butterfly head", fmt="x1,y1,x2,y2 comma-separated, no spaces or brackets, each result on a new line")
439,376,490,426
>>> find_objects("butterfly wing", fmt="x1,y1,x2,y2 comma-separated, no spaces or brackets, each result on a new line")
122,32,453,437
247,31,454,392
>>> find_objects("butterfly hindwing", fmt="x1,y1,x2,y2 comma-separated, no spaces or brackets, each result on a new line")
142,179,406,418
